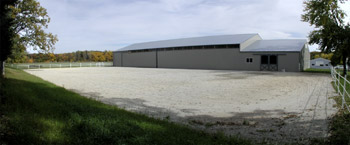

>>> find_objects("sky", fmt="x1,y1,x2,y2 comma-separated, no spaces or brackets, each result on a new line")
36,0,350,54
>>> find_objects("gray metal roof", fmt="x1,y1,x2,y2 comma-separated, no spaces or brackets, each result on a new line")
311,58,331,62
117,34,258,51
242,39,307,52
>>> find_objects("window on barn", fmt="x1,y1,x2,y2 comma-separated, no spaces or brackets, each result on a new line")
183,47,192,50
204,45,214,49
227,44,239,48
165,47,174,51
312,64,315,66
215,45,227,49
246,58,253,63
174,47,182,50
326,64,328,66
192,46,203,49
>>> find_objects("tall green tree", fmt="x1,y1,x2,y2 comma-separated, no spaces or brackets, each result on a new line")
0,0,16,76
302,0,349,75
1,0,58,76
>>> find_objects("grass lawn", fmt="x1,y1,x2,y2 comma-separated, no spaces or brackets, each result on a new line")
0,68,252,145
321,73,350,145
304,68,331,74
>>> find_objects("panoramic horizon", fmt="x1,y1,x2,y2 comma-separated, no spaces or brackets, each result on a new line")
35,0,349,54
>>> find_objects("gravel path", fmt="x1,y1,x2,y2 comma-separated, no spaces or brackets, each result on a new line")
26,67,338,143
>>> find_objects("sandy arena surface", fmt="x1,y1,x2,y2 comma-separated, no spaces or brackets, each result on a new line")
26,67,338,143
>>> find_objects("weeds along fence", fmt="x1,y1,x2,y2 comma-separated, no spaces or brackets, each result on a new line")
5,62,113,69
331,67,350,112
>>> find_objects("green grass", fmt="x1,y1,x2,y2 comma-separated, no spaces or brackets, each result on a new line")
314,74,350,145
304,68,331,74
0,68,252,145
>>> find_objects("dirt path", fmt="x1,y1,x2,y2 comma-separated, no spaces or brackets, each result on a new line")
26,67,338,143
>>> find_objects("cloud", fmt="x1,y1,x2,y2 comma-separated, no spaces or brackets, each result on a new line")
38,0,318,53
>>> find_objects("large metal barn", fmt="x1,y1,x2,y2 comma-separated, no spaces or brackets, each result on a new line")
113,34,310,72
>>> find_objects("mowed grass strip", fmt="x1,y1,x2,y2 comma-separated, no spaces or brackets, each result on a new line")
0,68,252,145
304,68,331,74
314,72,350,145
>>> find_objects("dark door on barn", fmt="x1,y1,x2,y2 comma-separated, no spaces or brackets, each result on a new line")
260,55,278,71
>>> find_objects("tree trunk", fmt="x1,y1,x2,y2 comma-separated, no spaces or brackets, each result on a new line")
0,61,4,77
343,55,347,76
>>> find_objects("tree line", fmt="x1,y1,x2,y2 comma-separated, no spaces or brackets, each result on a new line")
310,51,333,60
6,51,113,63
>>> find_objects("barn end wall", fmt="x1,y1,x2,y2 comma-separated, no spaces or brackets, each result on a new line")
303,45,310,70
278,53,300,72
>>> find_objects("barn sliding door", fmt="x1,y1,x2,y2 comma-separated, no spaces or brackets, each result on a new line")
260,55,278,71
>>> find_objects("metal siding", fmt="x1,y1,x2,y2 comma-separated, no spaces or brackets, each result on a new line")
113,52,122,66
122,51,156,68
157,49,260,70
278,53,300,72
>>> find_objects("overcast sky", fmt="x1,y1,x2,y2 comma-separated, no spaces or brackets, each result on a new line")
36,0,349,54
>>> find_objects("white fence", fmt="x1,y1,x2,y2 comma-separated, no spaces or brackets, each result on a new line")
5,62,113,69
331,67,350,112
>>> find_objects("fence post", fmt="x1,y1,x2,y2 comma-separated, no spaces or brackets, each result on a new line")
331,68,334,79
343,75,347,109
338,73,340,94
342,75,346,109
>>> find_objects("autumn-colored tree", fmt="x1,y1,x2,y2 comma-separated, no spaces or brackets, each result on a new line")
46,53,56,62
23,50,113,63
105,51,113,62
27,58,34,63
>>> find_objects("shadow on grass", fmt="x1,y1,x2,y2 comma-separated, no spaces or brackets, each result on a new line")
0,76,253,145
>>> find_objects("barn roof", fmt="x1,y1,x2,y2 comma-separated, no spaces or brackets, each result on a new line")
117,34,258,51
310,58,331,62
242,39,307,52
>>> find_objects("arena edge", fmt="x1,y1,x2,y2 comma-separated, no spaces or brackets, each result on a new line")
113,34,310,72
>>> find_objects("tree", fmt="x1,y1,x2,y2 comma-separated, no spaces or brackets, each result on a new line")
302,0,349,75
0,0,16,77
105,51,113,62
1,0,58,76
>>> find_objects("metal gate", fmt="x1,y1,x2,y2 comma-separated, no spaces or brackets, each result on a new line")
260,55,278,71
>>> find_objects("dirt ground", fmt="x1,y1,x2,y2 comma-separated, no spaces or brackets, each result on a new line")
26,67,338,144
